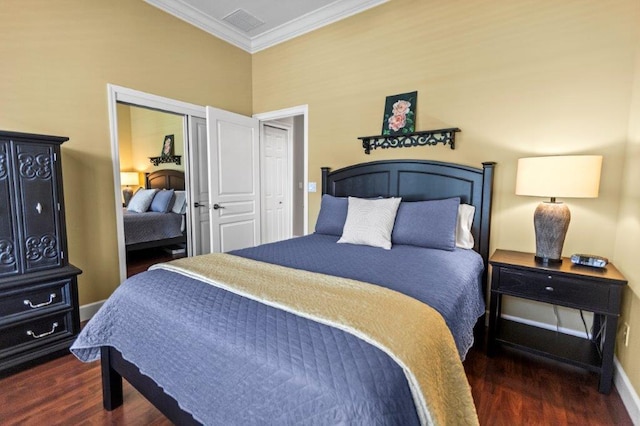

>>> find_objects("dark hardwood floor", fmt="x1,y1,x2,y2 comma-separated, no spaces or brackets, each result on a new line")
125,247,183,278
0,250,632,424
0,341,632,425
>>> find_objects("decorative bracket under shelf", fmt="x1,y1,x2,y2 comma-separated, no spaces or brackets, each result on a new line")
358,127,461,154
149,155,182,166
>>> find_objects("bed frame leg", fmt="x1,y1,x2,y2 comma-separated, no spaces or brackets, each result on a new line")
101,346,123,410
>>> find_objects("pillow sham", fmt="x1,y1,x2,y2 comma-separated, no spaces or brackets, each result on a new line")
315,194,348,236
127,188,158,213
338,197,401,250
391,197,460,251
456,203,475,249
150,189,175,213
172,190,187,214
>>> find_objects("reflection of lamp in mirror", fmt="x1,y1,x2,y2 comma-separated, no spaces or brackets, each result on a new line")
515,155,602,264
120,172,139,207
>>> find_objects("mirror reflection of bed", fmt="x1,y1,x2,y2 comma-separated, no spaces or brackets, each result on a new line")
124,169,187,277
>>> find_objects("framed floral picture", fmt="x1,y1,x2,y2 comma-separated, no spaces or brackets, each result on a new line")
161,134,175,157
381,91,417,135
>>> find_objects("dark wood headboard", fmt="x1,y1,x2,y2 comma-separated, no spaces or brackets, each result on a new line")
145,169,185,191
321,159,496,292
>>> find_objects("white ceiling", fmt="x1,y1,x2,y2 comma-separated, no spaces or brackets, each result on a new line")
144,0,389,53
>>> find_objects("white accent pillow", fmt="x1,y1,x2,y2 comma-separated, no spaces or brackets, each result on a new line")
172,190,187,214
127,188,158,213
338,197,402,250
456,204,475,249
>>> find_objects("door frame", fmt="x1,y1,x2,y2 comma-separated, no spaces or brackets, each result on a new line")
253,105,309,236
260,121,293,243
107,84,205,282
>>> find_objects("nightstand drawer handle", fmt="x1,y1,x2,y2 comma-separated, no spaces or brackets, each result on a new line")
545,286,554,292
26,322,59,339
24,293,56,309
36,203,43,214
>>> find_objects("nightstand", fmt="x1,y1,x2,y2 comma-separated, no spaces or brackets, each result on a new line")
487,249,627,394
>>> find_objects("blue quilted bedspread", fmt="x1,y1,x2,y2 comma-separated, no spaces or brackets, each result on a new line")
233,234,485,357
71,235,484,425
123,208,183,245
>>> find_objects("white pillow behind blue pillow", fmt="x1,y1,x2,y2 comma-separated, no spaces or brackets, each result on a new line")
127,188,158,213
171,190,187,214
456,204,475,249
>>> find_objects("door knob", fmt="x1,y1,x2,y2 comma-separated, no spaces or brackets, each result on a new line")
194,202,209,208
213,203,225,210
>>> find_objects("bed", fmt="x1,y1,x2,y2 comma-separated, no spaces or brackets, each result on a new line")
73,159,495,425
124,169,187,252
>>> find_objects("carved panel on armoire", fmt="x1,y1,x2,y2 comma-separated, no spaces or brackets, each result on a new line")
0,141,19,277
13,142,63,273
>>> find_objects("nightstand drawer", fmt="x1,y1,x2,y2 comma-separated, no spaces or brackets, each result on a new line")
497,268,611,312
0,311,74,356
0,279,73,324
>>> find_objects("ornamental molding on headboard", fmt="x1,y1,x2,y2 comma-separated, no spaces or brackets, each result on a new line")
358,128,460,154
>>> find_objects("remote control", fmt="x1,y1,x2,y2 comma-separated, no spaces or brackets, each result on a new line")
570,253,608,268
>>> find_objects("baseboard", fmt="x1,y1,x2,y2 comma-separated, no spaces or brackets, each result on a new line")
79,300,105,322
614,357,640,425
504,314,639,423
501,313,591,338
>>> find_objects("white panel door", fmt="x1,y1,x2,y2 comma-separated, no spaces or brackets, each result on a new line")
206,106,260,253
262,125,291,243
188,116,210,255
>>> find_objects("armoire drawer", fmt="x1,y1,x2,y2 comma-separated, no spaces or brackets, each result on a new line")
0,279,73,324
0,311,74,356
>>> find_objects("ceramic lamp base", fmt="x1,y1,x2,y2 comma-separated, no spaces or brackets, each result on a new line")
122,187,134,207
533,201,570,264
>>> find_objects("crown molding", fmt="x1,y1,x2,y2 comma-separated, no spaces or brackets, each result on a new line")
250,0,388,53
144,0,252,52
145,0,388,54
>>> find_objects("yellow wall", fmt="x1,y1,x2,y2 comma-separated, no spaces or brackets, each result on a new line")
121,105,185,174
117,104,134,172
614,26,640,399
0,0,253,303
252,0,640,395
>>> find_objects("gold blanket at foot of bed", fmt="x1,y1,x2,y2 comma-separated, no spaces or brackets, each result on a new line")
151,253,478,426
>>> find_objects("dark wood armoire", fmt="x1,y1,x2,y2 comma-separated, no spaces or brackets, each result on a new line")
0,130,82,376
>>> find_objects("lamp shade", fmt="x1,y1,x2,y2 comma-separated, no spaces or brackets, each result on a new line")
516,155,602,199
120,172,139,187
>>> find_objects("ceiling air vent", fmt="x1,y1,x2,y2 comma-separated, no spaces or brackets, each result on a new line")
222,9,265,33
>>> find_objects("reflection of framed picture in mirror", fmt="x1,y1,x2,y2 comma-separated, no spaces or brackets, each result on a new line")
161,134,174,157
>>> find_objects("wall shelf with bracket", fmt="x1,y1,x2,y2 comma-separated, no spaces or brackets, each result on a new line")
149,155,181,166
358,127,460,154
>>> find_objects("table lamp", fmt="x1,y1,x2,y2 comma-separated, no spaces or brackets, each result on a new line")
120,172,139,207
515,155,602,264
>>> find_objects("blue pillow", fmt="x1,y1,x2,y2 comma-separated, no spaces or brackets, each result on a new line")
314,194,348,236
391,197,460,251
127,189,158,213
150,189,175,213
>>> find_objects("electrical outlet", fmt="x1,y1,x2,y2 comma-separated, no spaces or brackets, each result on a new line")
622,323,630,347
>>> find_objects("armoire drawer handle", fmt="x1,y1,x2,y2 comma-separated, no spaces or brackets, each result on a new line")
36,203,43,214
545,286,554,292
26,322,59,339
24,293,56,309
